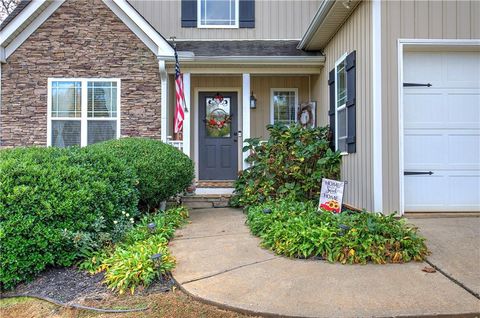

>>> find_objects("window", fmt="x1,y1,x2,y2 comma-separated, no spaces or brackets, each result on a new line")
335,54,348,153
271,89,298,126
48,79,120,147
198,0,239,28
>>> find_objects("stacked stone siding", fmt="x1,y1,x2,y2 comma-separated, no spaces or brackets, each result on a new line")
0,0,161,147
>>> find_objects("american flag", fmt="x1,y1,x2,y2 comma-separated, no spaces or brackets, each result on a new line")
174,45,187,134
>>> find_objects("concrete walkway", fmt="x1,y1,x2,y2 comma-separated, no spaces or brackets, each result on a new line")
169,208,480,318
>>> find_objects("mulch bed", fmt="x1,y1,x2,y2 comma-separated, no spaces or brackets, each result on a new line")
1,266,175,303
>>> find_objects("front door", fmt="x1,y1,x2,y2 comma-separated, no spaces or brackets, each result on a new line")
199,92,238,180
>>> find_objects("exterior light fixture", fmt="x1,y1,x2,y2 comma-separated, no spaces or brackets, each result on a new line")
263,208,272,214
151,253,163,268
147,223,156,232
342,0,352,9
250,91,257,109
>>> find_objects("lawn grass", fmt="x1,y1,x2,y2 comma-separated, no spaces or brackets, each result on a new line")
0,290,253,318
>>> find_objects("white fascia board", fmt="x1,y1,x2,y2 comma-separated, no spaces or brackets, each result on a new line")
0,0,47,47
4,0,65,59
109,0,174,57
297,0,336,50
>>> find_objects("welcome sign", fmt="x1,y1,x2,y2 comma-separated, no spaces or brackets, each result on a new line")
318,178,345,213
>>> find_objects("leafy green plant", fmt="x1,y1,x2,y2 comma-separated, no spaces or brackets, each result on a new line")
80,206,189,294
0,146,139,290
247,199,429,264
90,138,195,211
230,124,341,207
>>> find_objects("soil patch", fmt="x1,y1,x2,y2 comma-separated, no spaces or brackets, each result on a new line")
1,267,174,303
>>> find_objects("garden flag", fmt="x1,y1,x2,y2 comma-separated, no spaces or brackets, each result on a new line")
174,44,187,134
318,178,345,213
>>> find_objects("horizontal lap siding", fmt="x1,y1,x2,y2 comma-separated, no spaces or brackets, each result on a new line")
381,0,480,213
250,75,310,139
129,0,322,40
315,1,373,211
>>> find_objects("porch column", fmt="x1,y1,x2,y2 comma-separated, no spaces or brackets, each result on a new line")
242,73,251,169
183,72,191,158
158,59,168,142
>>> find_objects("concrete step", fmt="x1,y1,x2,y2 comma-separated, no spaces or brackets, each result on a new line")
180,194,232,209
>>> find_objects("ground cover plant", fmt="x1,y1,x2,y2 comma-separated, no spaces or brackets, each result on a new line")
247,199,429,264
230,124,341,207
79,206,189,295
90,138,194,211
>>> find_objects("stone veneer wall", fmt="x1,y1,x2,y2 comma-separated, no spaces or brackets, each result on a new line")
0,0,161,147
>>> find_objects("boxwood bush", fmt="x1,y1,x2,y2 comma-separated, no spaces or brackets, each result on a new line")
0,146,139,290
90,138,194,210
247,199,429,264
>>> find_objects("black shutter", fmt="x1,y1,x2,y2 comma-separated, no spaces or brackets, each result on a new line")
239,0,255,28
181,0,197,27
345,50,356,153
328,69,336,151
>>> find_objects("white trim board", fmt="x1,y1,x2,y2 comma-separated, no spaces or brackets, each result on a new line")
396,39,480,215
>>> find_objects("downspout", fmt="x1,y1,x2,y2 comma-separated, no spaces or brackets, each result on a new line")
0,47,5,147
158,58,168,143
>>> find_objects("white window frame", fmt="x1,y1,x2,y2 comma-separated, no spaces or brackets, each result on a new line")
270,88,299,126
47,78,121,147
197,0,239,29
334,52,348,155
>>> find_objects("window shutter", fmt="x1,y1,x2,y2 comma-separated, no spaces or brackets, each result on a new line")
345,50,356,153
328,69,336,151
181,0,197,27
239,0,255,28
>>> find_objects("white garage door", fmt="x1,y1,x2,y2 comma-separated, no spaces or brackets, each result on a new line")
403,50,480,212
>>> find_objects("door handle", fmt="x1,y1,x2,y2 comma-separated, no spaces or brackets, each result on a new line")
404,171,434,176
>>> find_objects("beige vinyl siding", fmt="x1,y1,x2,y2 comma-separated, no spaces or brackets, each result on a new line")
380,0,480,213
316,0,373,211
250,75,310,139
129,0,322,40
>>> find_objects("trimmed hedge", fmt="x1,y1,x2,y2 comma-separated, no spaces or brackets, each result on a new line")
90,138,194,210
0,146,139,290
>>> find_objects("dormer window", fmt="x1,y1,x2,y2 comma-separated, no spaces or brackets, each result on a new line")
198,0,239,28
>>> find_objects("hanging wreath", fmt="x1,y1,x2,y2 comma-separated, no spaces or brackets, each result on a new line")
206,108,231,130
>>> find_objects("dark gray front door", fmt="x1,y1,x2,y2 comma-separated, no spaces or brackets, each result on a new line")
199,92,238,180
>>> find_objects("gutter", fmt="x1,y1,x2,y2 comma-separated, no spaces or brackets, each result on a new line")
160,53,326,65
297,0,336,50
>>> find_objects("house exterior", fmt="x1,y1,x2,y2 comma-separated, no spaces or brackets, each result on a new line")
0,0,478,214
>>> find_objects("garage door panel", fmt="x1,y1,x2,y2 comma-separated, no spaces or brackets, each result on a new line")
404,175,447,210
446,93,480,128
404,93,445,128
447,134,480,167
446,52,480,88
448,175,480,207
404,52,443,87
404,133,446,167
404,50,480,212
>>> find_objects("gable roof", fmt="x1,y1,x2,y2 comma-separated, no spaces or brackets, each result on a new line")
0,0,174,60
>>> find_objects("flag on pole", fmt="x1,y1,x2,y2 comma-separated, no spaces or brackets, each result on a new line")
174,44,187,134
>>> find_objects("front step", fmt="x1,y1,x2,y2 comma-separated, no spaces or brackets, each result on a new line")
181,194,232,209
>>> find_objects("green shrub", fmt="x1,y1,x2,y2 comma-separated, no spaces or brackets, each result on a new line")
247,199,429,264
231,125,342,207
80,206,189,294
0,146,139,290
90,138,194,210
